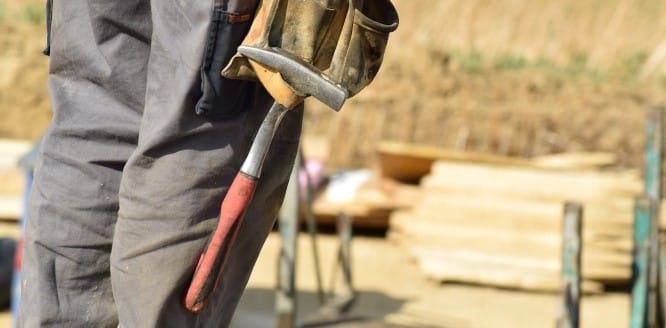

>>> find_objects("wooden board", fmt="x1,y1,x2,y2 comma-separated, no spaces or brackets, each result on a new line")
387,158,642,291
416,254,606,293
377,141,620,183
424,162,640,202
377,141,532,183
389,233,606,293
411,194,633,229
0,196,23,221
530,152,617,170
0,139,32,169
390,215,631,263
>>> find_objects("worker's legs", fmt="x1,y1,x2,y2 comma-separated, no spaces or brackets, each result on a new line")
20,1,298,326
109,1,301,327
19,0,151,327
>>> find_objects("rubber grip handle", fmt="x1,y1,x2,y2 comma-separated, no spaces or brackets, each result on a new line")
184,173,258,313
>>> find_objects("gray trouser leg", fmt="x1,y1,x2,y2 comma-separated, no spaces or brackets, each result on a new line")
111,1,301,325
19,0,301,327
19,1,150,326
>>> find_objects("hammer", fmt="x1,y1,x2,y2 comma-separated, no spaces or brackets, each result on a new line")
184,46,347,313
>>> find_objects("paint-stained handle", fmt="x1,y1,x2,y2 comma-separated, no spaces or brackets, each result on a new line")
184,173,258,313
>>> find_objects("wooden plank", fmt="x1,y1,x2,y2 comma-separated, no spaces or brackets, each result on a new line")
532,152,616,171
381,147,653,292
389,233,631,277
312,210,390,229
0,195,22,221
391,213,631,256
0,139,32,169
378,141,623,183
391,231,629,266
395,244,630,279
410,246,630,282
425,161,641,202
412,193,634,229
407,192,666,234
401,243,611,293
0,167,24,196
377,141,532,183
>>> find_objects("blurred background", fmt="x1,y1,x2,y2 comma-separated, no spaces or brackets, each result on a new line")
5,0,666,327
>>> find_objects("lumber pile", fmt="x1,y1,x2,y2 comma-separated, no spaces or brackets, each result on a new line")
389,158,648,293
309,141,628,230
378,140,620,183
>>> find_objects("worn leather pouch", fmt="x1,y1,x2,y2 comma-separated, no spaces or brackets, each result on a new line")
221,0,398,105
326,0,399,97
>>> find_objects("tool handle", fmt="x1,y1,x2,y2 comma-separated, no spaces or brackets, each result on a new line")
184,173,258,313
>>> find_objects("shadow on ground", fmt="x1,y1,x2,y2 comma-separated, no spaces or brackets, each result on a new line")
231,287,448,328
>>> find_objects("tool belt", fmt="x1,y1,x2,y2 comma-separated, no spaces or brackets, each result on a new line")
223,0,399,104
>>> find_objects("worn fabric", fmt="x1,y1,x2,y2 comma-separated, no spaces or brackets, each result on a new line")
18,0,301,327
222,0,399,99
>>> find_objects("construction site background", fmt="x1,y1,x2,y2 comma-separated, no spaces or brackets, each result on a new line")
3,0,666,327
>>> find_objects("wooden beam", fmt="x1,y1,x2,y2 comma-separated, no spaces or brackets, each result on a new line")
424,163,641,203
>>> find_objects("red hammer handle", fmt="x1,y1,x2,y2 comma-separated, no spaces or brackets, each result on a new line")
184,172,258,313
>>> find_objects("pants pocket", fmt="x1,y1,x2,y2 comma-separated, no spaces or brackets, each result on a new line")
195,8,255,120
43,0,53,56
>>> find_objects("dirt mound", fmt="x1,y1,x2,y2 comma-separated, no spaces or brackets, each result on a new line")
304,54,663,170
0,21,50,140
302,0,666,170
2,0,666,170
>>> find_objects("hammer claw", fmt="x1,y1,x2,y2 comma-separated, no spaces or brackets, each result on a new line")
238,45,348,111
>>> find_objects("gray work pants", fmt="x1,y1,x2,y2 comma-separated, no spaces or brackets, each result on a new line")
18,0,301,327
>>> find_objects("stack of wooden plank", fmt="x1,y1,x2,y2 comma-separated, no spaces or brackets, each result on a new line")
389,159,647,293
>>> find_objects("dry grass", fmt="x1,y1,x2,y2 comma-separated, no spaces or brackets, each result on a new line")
397,0,666,77
0,1,50,140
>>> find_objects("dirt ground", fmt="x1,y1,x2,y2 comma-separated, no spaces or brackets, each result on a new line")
0,223,630,328
232,233,629,328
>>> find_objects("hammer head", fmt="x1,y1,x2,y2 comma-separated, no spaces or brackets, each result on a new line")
238,45,348,111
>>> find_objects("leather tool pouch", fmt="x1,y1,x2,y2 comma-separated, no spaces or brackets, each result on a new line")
326,0,398,97
195,1,259,119
221,0,398,103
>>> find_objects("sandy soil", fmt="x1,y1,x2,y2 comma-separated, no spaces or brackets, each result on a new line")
232,233,629,328
0,227,630,328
